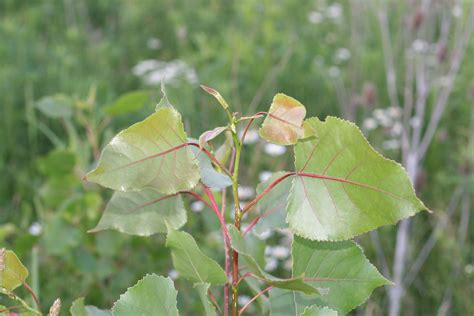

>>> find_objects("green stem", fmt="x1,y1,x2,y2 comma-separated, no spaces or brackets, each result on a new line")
230,127,242,316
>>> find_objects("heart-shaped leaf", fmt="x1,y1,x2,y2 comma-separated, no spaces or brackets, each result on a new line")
89,188,187,236
228,226,317,295
86,107,200,194
112,274,179,316
166,230,227,285
259,94,306,145
0,249,29,291
287,117,427,241
292,237,390,314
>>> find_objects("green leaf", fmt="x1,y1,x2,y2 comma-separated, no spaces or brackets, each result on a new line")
270,237,390,315
199,126,228,149
104,90,151,116
166,230,226,285
194,283,216,316
253,171,292,234
259,93,306,145
300,305,337,316
86,107,200,194
288,117,427,241
36,94,74,119
70,297,111,316
89,188,187,236
269,289,317,316
227,226,317,295
244,276,270,314
112,274,179,316
189,141,232,189
0,249,29,291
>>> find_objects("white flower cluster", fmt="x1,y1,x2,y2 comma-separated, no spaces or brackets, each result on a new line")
263,230,293,272
132,59,198,86
363,106,403,151
308,3,343,24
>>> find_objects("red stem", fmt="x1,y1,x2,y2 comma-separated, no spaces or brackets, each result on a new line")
203,186,230,316
22,281,41,311
83,142,232,180
239,112,266,144
0,306,21,313
238,286,273,315
242,170,405,217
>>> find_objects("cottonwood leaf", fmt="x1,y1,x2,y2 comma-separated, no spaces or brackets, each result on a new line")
270,237,389,315
194,283,216,316
300,305,337,316
287,117,427,241
0,249,29,291
70,297,111,316
228,226,317,295
259,93,306,145
89,188,186,236
199,126,228,149
253,171,291,234
166,230,226,285
86,107,200,194
189,140,232,189
112,274,179,316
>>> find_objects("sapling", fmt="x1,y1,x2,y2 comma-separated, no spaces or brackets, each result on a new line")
0,85,427,315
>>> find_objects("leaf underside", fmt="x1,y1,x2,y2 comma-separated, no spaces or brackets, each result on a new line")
89,188,187,236
287,116,427,241
86,107,200,194
70,297,111,316
259,93,306,145
166,230,227,285
194,282,217,316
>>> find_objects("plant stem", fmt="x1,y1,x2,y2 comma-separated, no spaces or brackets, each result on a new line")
231,127,243,316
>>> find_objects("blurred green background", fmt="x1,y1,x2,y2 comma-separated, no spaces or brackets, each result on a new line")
0,0,473,315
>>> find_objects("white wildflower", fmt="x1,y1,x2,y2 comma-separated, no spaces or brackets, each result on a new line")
328,66,340,78
465,264,474,274
238,128,259,145
238,295,251,306
326,4,342,19
335,48,351,62
412,39,427,53
238,186,255,200
452,5,462,18
255,230,273,240
308,11,323,24
391,122,403,136
382,139,400,150
28,222,43,236
270,246,290,260
264,257,278,272
147,37,162,50
168,269,179,280
190,201,205,213
363,118,378,131
259,170,273,182
264,143,287,156
284,258,292,271
387,106,402,119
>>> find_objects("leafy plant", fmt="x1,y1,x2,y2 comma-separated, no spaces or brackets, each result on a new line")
0,86,427,315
